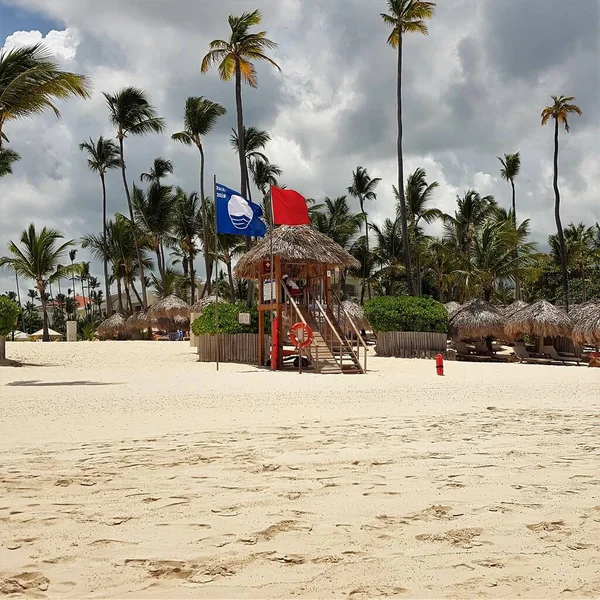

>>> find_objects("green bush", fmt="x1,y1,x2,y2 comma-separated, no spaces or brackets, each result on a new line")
191,301,268,335
0,296,21,336
363,295,448,333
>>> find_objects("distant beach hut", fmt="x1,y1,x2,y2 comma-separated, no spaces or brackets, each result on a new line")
149,294,189,320
571,303,600,346
337,299,370,334
125,310,150,334
189,295,224,316
31,328,63,340
97,313,127,338
502,300,528,318
449,299,504,340
13,331,32,341
444,301,461,317
505,300,573,350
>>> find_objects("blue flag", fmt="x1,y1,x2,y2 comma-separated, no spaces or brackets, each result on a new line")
215,182,267,237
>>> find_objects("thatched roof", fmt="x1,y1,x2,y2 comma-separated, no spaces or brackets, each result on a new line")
189,295,224,315
337,299,370,332
174,314,190,328
125,310,149,332
449,299,504,339
234,225,360,279
571,303,600,345
149,294,189,319
444,301,461,317
504,300,573,339
97,313,127,337
502,300,528,318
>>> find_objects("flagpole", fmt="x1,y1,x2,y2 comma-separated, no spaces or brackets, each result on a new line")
269,184,275,371
214,174,219,372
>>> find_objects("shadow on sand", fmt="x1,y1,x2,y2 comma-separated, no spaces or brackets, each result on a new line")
6,380,120,387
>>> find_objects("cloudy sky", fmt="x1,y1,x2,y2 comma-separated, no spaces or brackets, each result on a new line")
1,0,599,294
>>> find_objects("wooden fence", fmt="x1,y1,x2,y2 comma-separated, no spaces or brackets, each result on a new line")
197,334,271,364
375,331,448,359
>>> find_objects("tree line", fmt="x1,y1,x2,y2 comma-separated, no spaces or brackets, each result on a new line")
1,2,598,343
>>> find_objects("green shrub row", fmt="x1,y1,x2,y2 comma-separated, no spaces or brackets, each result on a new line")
363,295,448,333
191,301,270,335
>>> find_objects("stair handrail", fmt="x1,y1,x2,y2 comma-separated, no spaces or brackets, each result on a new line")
331,290,368,373
331,290,368,353
281,284,307,325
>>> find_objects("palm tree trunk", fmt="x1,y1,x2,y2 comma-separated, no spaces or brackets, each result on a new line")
226,260,236,302
189,250,196,304
100,174,113,317
118,135,148,309
0,336,6,362
198,144,211,298
116,277,124,313
552,118,569,310
80,277,86,317
234,59,253,305
40,286,50,342
71,260,76,305
581,264,586,303
130,280,143,308
155,246,164,279
510,178,521,301
15,270,21,305
124,281,133,314
396,37,415,296
362,208,369,305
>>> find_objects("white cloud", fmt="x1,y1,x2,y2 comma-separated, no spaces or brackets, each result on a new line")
2,28,81,62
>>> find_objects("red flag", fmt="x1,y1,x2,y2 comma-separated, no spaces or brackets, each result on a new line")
271,186,310,226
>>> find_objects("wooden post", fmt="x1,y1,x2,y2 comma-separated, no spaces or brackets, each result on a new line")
258,263,264,366
275,256,283,370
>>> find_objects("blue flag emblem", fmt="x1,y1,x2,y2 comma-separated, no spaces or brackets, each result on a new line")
215,182,266,238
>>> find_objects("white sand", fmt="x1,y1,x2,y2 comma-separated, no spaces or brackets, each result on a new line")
0,341,599,599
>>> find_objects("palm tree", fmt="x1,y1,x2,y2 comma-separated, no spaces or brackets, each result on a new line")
250,158,282,225
0,43,90,148
497,152,521,217
350,236,377,304
140,157,173,184
311,196,363,250
371,218,405,295
451,219,535,302
401,167,441,294
443,190,497,256
79,261,90,316
381,0,435,296
541,95,582,310
347,166,381,302
230,126,271,200
172,96,226,296
69,248,77,305
0,146,20,176
79,136,121,316
132,183,176,279
201,9,280,200
172,188,202,303
0,224,82,341
104,87,166,308
217,233,246,301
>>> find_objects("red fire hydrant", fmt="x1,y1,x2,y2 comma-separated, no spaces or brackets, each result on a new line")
436,353,444,376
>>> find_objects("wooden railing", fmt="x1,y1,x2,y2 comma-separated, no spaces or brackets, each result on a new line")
331,290,368,373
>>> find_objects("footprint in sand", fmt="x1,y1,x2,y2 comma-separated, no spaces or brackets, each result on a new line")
406,505,460,521
348,586,408,598
415,528,483,549
0,572,49,594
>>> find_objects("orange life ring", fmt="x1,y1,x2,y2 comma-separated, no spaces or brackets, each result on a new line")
289,322,313,349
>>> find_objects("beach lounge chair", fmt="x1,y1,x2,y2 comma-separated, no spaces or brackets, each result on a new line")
541,345,583,365
513,342,555,365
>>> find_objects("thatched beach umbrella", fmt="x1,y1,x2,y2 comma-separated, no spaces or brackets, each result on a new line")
502,300,528,318
149,294,189,319
189,295,224,315
337,299,370,333
444,301,461,317
97,313,127,338
449,299,504,339
571,303,600,346
504,300,573,341
174,314,190,329
125,310,149,333
234,225,359,279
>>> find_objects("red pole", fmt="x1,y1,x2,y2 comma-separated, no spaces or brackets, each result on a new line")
436,353,444,376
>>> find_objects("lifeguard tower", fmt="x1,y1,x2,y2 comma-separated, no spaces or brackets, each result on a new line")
234,225,367,374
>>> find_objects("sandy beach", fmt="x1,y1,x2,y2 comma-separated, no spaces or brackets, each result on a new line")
0,341,599,598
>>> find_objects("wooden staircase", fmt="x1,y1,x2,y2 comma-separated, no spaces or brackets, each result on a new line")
298,306,364,375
